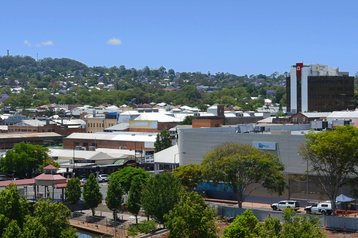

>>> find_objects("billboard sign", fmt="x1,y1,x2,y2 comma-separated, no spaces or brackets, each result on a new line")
252,141,277,151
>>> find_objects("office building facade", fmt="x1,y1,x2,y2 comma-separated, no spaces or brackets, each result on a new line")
286,63,354,113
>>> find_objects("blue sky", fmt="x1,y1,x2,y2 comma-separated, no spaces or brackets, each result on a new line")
1,0,357,75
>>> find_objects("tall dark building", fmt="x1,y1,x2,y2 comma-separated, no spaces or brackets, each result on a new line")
286,63,354,113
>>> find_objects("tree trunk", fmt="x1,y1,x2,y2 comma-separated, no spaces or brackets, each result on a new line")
237,191,244,208
113,210,116,220
91,208,95,217
135,215,138,224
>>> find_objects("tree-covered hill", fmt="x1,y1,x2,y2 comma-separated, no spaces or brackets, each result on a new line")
0,55,309,110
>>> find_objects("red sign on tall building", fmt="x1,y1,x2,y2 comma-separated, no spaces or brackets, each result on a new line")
296,63,303,79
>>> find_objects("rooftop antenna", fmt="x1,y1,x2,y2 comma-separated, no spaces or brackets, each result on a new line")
6,50,9,56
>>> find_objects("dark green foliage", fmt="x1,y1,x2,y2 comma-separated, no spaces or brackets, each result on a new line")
65,177,81,205
141,173,182,224
83,173,103,216
59,227,78,238
110,166,149,193
154,130,172,152
106,174,123,220
181,115,194,125
0,185,74,238
2,220,22,238
0,214,9,237
164,192,217,238
0,184,29,227
127,176,144,224
0,142,50,178
22,216,48,238
223,209,259,238
202,143,285,208
34,199,72,238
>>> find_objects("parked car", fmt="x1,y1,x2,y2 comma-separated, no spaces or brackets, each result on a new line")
80,177,87,184
271,200,300,211
97,174,109,182
305,201,332,215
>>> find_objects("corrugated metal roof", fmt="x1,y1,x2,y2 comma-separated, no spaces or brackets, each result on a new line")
66,132,157,143
0,132,62,139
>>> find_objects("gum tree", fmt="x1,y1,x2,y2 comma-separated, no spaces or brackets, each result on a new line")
202,143,285,208
301,125,358,213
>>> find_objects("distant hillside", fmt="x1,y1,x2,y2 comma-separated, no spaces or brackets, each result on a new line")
0,55,290,110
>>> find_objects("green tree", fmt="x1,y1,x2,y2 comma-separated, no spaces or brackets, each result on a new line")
65,177,81,205
34,199,72,238
127,176,144,224
223,209,259,238
59,227,78,238
0,142,50,178
173,164,202,191
0,214,8,237
181,116,194,125
22,216,48,238
301,126,358,212
255,215,281,238
154,130,172,152
141,173,182,224
280,208,325,238
2,220,22,238
0,184,29,227
202,143,285,208
223,209,325,238
110,166,149,193
83,173,103,216
164,192,217,238
106,174,123,220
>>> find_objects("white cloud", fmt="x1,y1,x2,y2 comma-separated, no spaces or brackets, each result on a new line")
24,40,32,47
41,40,54,46
107,38,122,46
24,39,54,47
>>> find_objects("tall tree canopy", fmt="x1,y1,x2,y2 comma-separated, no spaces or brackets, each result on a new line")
173,164,203,191
0,184,29,227
127,176,145,224
202,143,285,208
106,174,124,220
110,166,149,193
141,173,182,224
301,125,358,212
154,129,172,152
83,173,103,216
0,142,50,178
164,192,217,238
65,177,81,205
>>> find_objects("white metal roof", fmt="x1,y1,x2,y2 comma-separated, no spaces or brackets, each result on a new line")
134,113,181,122
327,111,358,119
154,145,178,164
301,112,330,118
66,132,157,143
